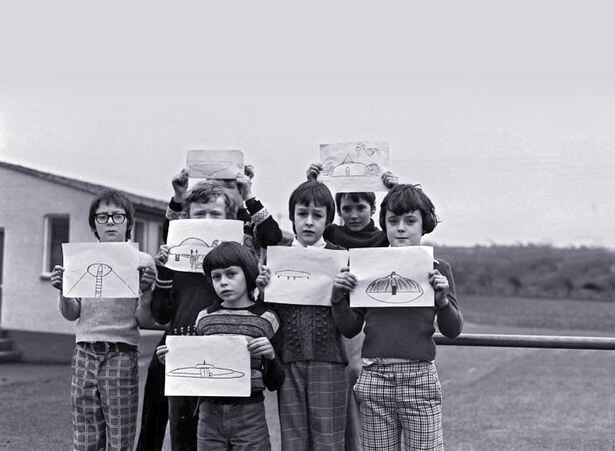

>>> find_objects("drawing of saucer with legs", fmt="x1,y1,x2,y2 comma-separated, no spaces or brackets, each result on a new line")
366,271,424,303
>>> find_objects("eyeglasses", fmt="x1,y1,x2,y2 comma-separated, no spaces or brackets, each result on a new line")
94,213,127,225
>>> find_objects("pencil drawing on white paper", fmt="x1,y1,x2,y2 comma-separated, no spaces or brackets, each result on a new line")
321,154,382,178
275,269,311,280
365,271,424,303
168,237,220,272
189,161,234,178
166,360,245,380
66,263,137,298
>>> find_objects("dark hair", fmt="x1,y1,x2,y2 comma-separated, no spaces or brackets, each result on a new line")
379,184,439,235
183,181,238,219
202,241,259,298
335,192,376,215
288,181,335,227
88,189,135,240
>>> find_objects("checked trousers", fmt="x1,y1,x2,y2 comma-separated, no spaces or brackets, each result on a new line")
71,343,139,451
353,361,443,451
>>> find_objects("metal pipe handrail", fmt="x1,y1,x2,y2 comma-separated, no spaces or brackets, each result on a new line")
434,333,615,350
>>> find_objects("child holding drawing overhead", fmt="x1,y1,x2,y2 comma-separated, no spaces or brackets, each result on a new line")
157,241,284,451
258,180,348,450
147,168,283,451
330,184,463,450
49,189,157,451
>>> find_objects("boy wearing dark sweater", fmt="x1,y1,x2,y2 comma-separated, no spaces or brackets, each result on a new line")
331,184,463,450
260,181,349,451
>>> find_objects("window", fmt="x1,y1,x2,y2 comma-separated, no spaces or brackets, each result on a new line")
43,216,69,275
134,219,146,252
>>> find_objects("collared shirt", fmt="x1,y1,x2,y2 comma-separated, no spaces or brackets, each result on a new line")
291,236,327,248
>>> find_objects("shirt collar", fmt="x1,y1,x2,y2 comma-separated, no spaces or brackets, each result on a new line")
291,236,327,248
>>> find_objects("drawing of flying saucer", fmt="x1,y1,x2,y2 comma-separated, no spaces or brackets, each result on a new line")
366,271,423,303
189,161,234,178
276,270,311,280
167,361,245,379
331,154,371,177
168,238,219,258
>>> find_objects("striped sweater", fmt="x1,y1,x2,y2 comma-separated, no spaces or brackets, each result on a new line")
195,302,285,402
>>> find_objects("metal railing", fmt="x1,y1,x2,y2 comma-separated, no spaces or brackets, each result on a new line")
434,333,615,350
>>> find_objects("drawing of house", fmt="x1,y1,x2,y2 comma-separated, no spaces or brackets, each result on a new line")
0,161,167,362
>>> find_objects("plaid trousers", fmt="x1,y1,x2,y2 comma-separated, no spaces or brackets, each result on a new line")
278,361,347,451
353,361,443,451
71,343,139,451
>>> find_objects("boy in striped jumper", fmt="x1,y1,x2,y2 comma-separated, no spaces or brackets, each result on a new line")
158,241,284,450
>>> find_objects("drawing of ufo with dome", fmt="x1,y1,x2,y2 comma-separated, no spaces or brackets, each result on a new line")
167,360,245,380
188,161,237,178
168,237,220,272
365,271,424,303
322,154,382,178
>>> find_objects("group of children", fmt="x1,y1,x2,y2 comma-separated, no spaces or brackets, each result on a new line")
50,161,463,451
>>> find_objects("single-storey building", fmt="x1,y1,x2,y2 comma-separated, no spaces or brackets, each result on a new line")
0,161,167,362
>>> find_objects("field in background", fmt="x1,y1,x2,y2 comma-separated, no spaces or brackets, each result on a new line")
435,244,615,302
2,293,614,450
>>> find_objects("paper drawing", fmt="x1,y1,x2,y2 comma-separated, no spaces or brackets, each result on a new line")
166,219,244,273
62,242,140,299
165,335,251,397
275,270,311,280
265,246,348,306
168,238,220,272
167,361,245,379
186,150,244,180
66,263,137,298
319,141,390,192
349,246,435,308
365,271,424,303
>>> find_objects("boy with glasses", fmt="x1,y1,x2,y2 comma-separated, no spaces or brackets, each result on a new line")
50,189,157,451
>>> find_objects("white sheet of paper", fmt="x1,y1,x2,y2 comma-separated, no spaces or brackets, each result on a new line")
186,150,244,181
349,246,435,307
265,246,349,306
319,141,390,192
165,335,251,397
62,242,140,298
165,219,244,273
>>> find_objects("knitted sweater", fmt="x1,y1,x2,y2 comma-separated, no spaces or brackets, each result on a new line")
271,241,348,365
195,303,285,402
59,251,156,346
323,220,388,249
332,258,463,361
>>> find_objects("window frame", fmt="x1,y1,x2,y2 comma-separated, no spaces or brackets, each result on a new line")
41,214,70,279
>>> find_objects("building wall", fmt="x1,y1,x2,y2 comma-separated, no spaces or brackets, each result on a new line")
0,167,96,333
0,167,163,336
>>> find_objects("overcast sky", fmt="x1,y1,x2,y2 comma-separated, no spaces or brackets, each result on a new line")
1,1,614,248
